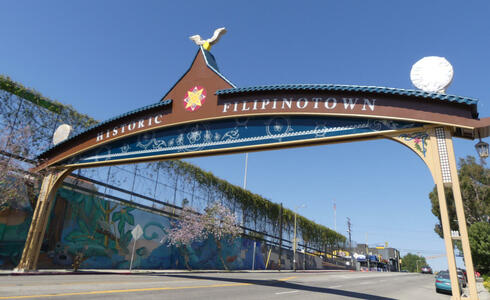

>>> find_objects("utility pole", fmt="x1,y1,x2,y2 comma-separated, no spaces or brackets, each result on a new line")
293,211,297,272
242,153,248,233
243,153,248,189
333,199,337,232
347,217,352,252
293,204,305,272
278,203,283,270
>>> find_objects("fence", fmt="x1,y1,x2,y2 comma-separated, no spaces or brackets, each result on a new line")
0,76,350,265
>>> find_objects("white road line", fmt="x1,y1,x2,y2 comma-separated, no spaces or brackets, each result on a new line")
329,285,343,288
275,290,300,295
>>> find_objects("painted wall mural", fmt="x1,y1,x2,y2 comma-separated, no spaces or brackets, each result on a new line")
0,206,32,268
61,116,422,166
1,188,269,270
1,187,344,270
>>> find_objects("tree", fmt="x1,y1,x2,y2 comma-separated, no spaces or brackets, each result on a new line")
468,222,490,274
429,156,489,238
201,202,241,270
0,126,37,210
167,206,205,270
167,202,240,270
401,253,427,272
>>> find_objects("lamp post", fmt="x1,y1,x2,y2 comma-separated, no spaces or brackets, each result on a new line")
293,204,306,272
475,138,489,160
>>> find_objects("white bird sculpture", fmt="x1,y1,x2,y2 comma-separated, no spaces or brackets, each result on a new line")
189,27,227,51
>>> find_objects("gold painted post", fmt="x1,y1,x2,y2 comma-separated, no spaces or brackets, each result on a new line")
443,128,479,300
429,128,462,299
293,212,297,272
15,168,72,272
389,127,462,299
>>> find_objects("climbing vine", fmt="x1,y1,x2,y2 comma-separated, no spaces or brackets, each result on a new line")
159,160,346,250
0,75,98,159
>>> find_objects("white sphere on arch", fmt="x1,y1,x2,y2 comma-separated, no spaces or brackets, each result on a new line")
52,124,72,145
410,56,454,93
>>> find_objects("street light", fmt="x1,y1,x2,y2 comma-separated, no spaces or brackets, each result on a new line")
475,139,489,159
293,204,306,272
474,130,489,160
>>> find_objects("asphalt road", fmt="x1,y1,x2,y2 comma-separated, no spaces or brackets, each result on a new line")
0,271,458,300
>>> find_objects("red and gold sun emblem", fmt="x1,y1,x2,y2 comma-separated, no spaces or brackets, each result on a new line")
184,86,206,111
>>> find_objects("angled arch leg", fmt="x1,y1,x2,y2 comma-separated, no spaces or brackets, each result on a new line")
386,127,466,299
14,168,73,272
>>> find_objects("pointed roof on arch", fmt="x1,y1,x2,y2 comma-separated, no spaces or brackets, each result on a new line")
161,46,235,102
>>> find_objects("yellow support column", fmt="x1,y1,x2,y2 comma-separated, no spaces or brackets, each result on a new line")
442,128,479,300
15,168,72,272
388,127,461,299
428,127,462,299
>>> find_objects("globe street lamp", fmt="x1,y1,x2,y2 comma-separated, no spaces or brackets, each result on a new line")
293,204,306,272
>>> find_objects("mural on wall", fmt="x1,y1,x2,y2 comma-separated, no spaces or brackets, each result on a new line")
28,187,267,270
0,205,32,268
1,187,337,270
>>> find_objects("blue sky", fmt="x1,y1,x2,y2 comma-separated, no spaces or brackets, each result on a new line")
1,0,489,271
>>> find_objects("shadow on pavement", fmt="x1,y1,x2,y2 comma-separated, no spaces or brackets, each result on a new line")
154,274,396,300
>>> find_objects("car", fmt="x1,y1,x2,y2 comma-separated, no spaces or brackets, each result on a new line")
435,271,462,295
421,266,433,274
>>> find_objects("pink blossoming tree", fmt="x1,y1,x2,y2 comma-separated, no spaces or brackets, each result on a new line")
167,206,204,270
167,202,240,270
201,202,241,270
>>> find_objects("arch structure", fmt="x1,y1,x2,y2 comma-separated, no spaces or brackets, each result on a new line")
18,46,489,300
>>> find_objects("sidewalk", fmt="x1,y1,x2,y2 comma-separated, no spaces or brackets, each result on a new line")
476,279,490,300
0,268,351,276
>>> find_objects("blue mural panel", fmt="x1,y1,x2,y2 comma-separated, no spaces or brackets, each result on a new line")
45,188,265,270
62,116,422,166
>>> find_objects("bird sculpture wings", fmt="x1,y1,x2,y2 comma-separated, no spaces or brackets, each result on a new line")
189,27,227,49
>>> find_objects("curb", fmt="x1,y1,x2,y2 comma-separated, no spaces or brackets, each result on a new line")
1,269,355,276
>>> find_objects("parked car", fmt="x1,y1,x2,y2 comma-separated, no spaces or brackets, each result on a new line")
421,266,433,274
435,271,462,295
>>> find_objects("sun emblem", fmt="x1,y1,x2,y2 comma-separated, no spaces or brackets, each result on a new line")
184,86,206,111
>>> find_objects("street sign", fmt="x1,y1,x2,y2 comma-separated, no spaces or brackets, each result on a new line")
131,224,143,240
130,224,143,271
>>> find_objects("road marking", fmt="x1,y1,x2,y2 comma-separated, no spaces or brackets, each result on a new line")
329,285,343,288
0,282,252,299
277,276,297,281
360,281,376,285
275,290,299,295
0,279,197,288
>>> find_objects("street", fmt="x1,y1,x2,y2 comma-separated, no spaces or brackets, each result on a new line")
0,271,457,299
